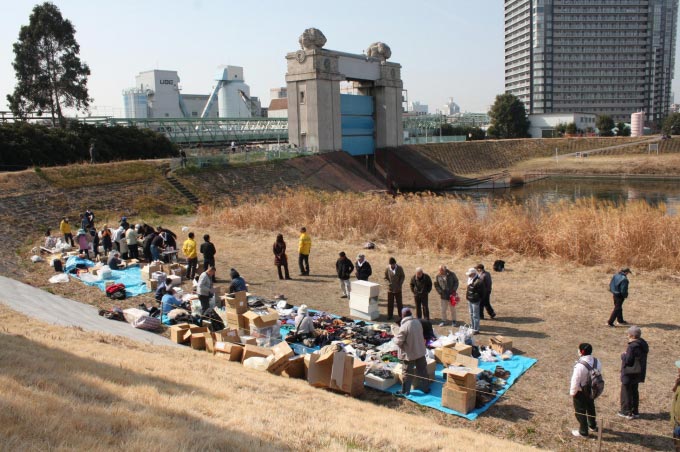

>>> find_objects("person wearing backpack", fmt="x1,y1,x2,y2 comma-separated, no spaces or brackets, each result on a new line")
570,343,603,438
607,267,631,327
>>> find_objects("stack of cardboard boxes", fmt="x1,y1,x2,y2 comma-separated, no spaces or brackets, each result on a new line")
140,262,185,291
306,348,367,397
349,280,380,321
439,345,482,414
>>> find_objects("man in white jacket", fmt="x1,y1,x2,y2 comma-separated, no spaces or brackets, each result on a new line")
570,343,602,438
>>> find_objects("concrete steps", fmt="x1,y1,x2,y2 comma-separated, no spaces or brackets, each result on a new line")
165,175,201,205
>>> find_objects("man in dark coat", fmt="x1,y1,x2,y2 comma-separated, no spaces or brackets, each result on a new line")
200,234,217,281
608,268,631,327
410,267,433,320
336,251,354,298
355,254,372,281
618,325,649,419
476,263,496,320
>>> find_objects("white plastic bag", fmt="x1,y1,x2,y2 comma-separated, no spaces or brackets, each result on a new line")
99,265,112,280
31,255,43,263
49,273,70,284
243,357,270,372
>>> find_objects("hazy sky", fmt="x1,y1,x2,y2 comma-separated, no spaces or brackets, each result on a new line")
1,1,678,116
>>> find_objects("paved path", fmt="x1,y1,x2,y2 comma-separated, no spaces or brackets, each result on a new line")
0,275,177,347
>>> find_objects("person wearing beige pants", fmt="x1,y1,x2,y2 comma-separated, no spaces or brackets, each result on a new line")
434,265,459,327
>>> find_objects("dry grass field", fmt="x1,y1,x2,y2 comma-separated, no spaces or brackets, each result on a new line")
20,210,680,451
0,309,537,452
510,153,680,177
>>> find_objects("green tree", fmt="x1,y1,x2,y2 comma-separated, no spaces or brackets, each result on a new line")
554,122,567,136
7,2,91,126
565,122,578,135
616,122,631,137
596,115,615,137
662,113,680,135
487,93,530,139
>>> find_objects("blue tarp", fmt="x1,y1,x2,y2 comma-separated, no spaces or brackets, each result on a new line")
282,309,537,420
70,264,150,298
383,356,538,420
64,256,95,273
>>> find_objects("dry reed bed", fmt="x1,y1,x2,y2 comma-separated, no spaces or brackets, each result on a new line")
199,190,680,272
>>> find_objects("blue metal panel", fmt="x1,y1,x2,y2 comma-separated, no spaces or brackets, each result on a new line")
341,116,375,136
342,136,375,156
340,94,374,115
340,94,375,155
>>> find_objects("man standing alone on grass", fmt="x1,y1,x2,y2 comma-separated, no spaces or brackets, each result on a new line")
618,325,649,420
410,267,433,321
183,232,198,281
298,227,311,276
200,234,217,281
384,257,405,321
395,308,430,397
434,265,459,327
608,268,631,327
336,252,354,298
476,263,496,320
570,343,601,438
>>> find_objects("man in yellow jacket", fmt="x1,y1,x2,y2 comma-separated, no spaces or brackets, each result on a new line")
59,217,74,247
298,227,312,276
183,232,198,281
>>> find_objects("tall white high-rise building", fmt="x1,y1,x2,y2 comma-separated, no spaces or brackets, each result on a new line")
505,0,678,124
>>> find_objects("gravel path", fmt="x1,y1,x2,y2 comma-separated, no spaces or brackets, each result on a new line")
0,275,176,347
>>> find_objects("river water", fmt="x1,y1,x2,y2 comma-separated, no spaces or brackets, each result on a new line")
450,176,680,215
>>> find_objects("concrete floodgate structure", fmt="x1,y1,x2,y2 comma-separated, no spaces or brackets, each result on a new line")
0,275,176,347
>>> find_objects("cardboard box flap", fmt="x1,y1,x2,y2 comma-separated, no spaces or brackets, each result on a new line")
242,308,279,328
267,341,295,374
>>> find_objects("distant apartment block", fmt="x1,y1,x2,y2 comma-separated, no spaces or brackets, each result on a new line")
505,0,678,125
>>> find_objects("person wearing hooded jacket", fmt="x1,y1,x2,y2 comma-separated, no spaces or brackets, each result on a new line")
294,304,315,338
618,325,649,420
395,308,430,397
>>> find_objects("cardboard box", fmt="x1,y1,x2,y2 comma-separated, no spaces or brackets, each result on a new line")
349,308,380,321
141,262,162,280
182,325,209,343
329,351,367,397
249,324,280,340
393,358,436,387
364,373,398,390
168,274,182,288
307,349,335,388
204,332,216,353
169,323,191,344
242,308,278,329
349,293,379,313
490,336,513,354
442,368,476,390
239,335,257,346
214,342,244,361
146,279,159,291
191,333,207,350
226,311,246,330
281,355,306,379
439,342,474,366
441,385,476,414
215,328,240,344
241,344,273,363
450,354,483,375
267,341,295,375
351,280,380,298
224,290,248,313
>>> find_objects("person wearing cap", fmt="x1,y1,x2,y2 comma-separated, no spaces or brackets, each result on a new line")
618,325,649,420
476,263,496,320
570,343,601,438
465,267,483,333
395,308,430,396
294,304,315,338
607,267,631,327
298,227,312,276
671,360,680,450
355,254,372,281
384,257,406,320
336,252,354,298
59,217,74,247
120,216,130,231
410,267,433,321
434,265,459,327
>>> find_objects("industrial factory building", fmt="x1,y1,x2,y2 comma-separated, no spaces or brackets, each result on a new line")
122,66,262,119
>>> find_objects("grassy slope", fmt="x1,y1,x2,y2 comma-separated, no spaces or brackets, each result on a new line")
0,309,536,452
508,153,680,177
